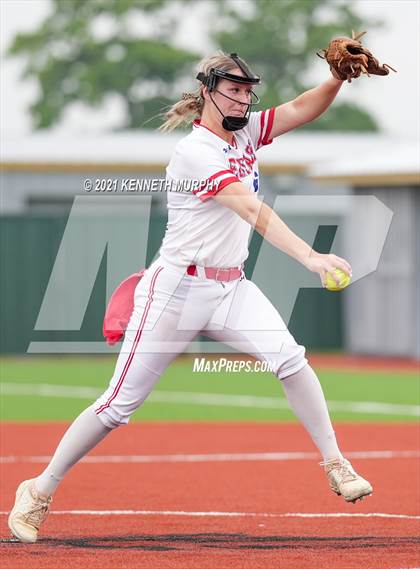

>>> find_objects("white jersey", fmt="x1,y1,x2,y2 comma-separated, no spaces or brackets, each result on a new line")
159,108,275,268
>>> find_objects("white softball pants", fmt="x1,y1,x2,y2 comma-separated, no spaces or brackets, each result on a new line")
94,258,307,428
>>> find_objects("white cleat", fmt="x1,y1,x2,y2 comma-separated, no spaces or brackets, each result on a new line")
322,458,373,503
8,479,52,543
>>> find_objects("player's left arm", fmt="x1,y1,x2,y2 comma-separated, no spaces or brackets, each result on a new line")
269,77,343,138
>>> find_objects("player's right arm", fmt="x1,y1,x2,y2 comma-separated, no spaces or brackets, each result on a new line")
214,182,351,286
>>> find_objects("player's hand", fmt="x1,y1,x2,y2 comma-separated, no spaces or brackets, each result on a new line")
303,252,352,288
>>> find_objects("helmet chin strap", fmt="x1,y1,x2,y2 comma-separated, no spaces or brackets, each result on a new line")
209,91,250,132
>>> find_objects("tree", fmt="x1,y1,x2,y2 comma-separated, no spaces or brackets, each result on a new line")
7,0,379,131
213,0,379,131
7,0,200,129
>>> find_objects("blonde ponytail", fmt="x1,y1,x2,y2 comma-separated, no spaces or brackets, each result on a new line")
159,91,203,132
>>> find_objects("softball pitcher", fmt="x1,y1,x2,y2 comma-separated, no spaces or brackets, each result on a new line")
9,51,372,543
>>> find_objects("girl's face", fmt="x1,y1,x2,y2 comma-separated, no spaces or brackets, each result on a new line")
214,79,253,115
202,73,253,124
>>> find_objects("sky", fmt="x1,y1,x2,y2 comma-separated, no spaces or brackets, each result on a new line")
1,0,419,139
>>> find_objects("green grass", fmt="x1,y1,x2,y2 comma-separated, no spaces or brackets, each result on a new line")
0,356,419,422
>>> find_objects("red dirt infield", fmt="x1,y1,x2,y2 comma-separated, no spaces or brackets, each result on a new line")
1,422,419,568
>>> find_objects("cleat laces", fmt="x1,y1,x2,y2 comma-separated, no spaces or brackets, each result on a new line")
335,461,357,483
320,459,356,477
22,498,51,529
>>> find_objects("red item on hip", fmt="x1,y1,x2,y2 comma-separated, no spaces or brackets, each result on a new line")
103,270,145,345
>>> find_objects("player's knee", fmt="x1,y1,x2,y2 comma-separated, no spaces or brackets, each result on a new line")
93,394,139,428
93,388,152,428
275,343,307,380
95,408,128,429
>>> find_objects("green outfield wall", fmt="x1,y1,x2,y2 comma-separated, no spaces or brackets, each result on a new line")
0,215,343,353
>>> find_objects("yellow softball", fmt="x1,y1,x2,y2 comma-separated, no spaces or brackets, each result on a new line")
325,268,351,291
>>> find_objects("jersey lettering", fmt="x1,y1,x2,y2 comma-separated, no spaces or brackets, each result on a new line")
228,139,257,178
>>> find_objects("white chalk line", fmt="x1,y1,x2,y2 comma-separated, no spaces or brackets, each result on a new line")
0,509,418,520
1,450,419,465
1,382,419,416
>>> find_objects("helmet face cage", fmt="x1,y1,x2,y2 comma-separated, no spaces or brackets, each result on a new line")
195,53,261,131
196,53,261,94
213,87,260,107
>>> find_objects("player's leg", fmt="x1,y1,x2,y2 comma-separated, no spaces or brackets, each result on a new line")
7,404,111,543
35,264,194,493
281,365,371,502
203,277,372,502
8,262,219,542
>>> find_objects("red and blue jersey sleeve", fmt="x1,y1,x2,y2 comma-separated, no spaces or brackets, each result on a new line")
246,108,276,150
168,139,241,202
193,168,240,201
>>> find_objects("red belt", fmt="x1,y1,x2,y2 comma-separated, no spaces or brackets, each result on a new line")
187,265,242,282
